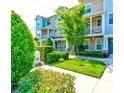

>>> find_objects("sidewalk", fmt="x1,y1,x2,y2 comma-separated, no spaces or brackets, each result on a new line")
43,65,112,93
92,67,112,93
69,55,113,66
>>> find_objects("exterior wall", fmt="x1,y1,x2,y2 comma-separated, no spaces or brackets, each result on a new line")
86,36,103,51
35,16,42,33
92,0,103,13
42,18,47,28
104,0,113,35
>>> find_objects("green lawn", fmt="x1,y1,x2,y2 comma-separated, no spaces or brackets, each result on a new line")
49,58,106,78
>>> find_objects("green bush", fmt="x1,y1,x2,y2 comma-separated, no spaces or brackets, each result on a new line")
47,51,69,63
36,46,53,61
15,68,76,93
34,36,40,46
75,51,108,58
11,11,35,89
45,37,53,46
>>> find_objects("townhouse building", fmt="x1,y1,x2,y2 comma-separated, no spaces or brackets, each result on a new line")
35,0,113,54
35,15,66,51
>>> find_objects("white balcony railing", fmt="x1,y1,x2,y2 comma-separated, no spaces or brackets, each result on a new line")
92,26,102,34
42,34,47,39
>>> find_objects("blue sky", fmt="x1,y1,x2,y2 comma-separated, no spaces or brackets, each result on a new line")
11,0,79,30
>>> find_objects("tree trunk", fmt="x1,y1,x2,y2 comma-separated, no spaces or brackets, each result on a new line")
75,44,79,52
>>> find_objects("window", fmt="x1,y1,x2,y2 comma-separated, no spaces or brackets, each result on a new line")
97,19,102,27
86,4,92,14
84,39,89,50
47,20,51,25
108,13,113,25
95,38,103,51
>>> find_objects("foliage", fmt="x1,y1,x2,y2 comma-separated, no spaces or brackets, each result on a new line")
11,11,35,88
34,36,40,45
50,58,106,78
15,68,76,93
36,46,53,61
45,37,53,46
75,51,109,58
56,2,86,52
47,51,69,63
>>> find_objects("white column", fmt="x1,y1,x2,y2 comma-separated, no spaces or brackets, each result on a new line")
102,14,105,34
90,17,92,34
103,36,108,51
66,40,69,51
47,29,49,38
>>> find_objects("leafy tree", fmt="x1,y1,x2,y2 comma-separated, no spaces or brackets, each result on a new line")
34,36,40,45
11,11,35,89
45,37,53,46
56,2,86,52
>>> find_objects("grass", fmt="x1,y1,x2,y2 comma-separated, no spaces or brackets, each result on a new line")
49,58,106,78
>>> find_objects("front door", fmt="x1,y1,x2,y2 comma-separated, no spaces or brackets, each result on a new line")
108,38,113,54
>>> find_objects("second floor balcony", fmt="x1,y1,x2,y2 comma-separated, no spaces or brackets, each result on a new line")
85,14,104,36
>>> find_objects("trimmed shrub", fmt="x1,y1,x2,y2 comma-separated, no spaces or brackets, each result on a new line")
45,37,53,46
36,46,53,61
15,68,76,93
75,51,109,58
11,11,35,88
47,51,69,63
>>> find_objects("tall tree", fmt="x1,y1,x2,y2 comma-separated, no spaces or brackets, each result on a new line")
56,2,86,52
11,11,35,89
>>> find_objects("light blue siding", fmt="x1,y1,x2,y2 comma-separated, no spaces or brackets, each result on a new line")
42,18,46,28
104,0,113,35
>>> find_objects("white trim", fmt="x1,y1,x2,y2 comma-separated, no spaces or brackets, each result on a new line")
54,38,65,41
102,13,105,34
95,38,103,51
108,12,113,26
84,39,90,51
103,0,105,11
105,34,113,37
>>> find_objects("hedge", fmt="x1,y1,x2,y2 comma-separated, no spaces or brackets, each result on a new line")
45,37,53,46
15,68,76,93
36,46,53,61
11,11,35,89
75,51,109,58
47,51,69,63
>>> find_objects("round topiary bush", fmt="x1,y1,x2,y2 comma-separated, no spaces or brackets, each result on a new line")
45,37,53,46
11,11,35,89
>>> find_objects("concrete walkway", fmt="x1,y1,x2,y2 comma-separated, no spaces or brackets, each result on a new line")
69,55,113,66
43,65,112,93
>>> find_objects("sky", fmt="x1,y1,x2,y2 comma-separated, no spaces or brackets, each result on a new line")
11,0,79,32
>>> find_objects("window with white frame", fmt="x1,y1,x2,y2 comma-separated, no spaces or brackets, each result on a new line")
86,4,92,14
95,38,103,51
108,13,113,25
84,39,89,50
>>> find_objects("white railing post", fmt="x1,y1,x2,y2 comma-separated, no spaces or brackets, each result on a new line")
90,17,92,34
102,14,105,34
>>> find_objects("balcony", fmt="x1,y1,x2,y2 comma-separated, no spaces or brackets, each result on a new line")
42,34,47,39
92,26,102,34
